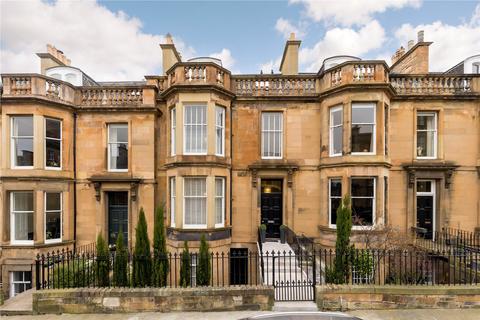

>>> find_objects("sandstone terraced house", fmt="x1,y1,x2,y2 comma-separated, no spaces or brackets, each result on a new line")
0,32,479,298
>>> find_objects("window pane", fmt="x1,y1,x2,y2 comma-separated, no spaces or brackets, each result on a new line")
330,179,342,226
417,181,432,193
14,138,34,166
352,106,375,123
332,109,342,126
352,198,373,225
46,211,61,240
14,192,33,211
417,114,435,130
110,143,128,170
352,178,374,197
351,124,373,153
109,125,128,143
332,126,343,155
13,272,23,282
14,212,33,241
417,131,435,157
262,112,282,158
45,139,61,167
45,119,61,139
330,197,341,225
13,117,33,136
330,180,342,197
46,193,61,211
184,178,207,225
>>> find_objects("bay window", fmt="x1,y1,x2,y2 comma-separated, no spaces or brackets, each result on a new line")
108,124,128,171
10,192,34,245
215,106,225,156
215,177,225,227
416,112,437,159
184,105,207,154
183,177,207,228
45,192,62,243
351,103,376,154
329,179,342,226
45,118,62,169
171,108,176,156
11,116,34,168
351,178,375,227
170,177,176,227
329,106,343,156
261,112,283,159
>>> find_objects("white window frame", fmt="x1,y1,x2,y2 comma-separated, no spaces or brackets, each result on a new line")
183,177,207,229
11,116,34,169
261,112,283,159
416,112,437,159
170,177,176,228
44,118,62,170
350,177,376,230
9,271,32,298
215,177,225,228
351,103,376,155
215,106,225,157
107,123,128,172
328,178,342,228
44,192,62,244
171,108,176,156
10,191,34,246
183,105,208,155
329,106,343,157
416,179,436,240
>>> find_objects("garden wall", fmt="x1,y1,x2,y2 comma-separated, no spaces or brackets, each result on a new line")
317,285,480,311
33,286,274,314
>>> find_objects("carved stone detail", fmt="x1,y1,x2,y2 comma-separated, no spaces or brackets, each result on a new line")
251,169,258,188
130,182,139,201
93,182,101,201
444,169,454,189
407,169,415,188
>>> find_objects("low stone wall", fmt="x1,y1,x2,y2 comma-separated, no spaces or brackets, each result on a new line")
317,285,480,311
33,286,274,314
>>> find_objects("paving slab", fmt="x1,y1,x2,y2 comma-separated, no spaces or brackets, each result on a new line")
347,308,480,320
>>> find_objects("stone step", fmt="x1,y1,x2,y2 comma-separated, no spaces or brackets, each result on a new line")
273,301,319,312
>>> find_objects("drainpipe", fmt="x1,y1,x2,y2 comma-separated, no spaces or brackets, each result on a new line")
73,112,78,251
229,106,233,229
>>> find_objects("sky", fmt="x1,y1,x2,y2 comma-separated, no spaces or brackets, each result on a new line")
1,0,479,81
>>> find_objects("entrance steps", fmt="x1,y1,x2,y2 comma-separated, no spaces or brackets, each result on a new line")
273,301,318,312
0,289,34,316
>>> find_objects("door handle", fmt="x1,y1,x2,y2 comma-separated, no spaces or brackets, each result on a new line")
267,220,275,224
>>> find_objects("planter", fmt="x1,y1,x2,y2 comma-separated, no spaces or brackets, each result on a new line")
280,227,286,244
260,229,266,243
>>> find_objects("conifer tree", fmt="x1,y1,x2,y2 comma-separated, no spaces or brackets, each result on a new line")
113,229,128,287
152,206,169,287
179,241,191,288
334,195,353,284
132,208,152,287
96,233,110,287
196,234,211,286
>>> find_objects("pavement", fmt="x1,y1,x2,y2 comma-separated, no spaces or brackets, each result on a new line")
2,309,480,320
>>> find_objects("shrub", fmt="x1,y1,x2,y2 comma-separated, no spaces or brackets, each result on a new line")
152,206,169,287
351,250,375,284
49,255,93,288
132,208,152,287
180,241,191,287
95,233,110,287
196,234,211,286
113,230,129,287
332,195,353,284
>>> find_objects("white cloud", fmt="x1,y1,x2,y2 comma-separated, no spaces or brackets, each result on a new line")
395,5,480,72
290,0,421,26
0,0,195,81
299,20,386,71
275,18,306,39
259,58,282,74
210,48,236,71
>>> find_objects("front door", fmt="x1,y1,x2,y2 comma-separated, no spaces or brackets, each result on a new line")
261,179,283,238
108,192,128,247
416,180,436,240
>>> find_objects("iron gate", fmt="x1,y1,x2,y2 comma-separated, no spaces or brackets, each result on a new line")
270,252,316,301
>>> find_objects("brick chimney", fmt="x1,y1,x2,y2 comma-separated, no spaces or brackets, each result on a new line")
160,33,182,75
279,33,301,75
391,30,432,74
36,44,71,75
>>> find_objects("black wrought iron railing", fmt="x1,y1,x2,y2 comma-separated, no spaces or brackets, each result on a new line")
35,247,479,290
413,227,480,253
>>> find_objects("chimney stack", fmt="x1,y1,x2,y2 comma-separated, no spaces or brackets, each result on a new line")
279,32,301,75
391,30,431,74
417,30,425,42
408,40,415,50
36,44,71,75
160,33,182,75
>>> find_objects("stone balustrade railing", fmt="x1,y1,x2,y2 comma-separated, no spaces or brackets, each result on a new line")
166,62,230,89
322,61,389,92
2,74,76,104
80,87,143,106
390,75,479,95
233,75,317,96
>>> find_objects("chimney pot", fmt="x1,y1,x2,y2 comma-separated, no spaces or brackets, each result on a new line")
289,32,296,40
417,30,424,42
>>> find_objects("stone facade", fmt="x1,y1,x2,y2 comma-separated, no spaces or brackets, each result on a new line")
32,286,274,314
316,285,480,310
1,33,479,298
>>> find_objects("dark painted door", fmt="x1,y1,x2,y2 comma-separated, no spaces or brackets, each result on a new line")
417,196,434,239
108,192,128,247
230,248,248,285
261,180,283,238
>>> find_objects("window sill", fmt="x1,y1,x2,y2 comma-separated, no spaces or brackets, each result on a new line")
11,166,34,170
167,226,231,242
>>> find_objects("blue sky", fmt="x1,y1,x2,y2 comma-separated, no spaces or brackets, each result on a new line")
1,0,479,80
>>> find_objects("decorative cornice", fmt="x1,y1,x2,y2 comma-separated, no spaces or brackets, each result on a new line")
402,162,458,189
